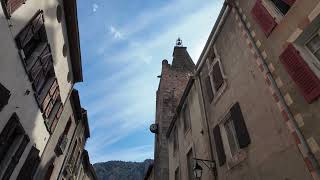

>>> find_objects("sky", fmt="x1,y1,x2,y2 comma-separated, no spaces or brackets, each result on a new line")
76,0,224,163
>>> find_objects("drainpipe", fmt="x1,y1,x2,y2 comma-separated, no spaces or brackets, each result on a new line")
233,3,320,177
194,2,230,180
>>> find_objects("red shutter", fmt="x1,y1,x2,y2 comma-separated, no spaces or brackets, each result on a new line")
282,0,296,6
280,44,320,103
2,0,26,18
251,0,277,36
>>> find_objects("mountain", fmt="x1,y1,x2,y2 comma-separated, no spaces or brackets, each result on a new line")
93,159,153,180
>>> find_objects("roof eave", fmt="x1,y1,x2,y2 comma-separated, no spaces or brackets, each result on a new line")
64,0,83,83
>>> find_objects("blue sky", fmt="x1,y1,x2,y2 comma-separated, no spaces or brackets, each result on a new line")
76,0,223,163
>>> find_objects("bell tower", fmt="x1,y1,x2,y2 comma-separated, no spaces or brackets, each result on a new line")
150,39,195,180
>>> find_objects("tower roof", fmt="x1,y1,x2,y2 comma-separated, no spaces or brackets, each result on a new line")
172,45,195,72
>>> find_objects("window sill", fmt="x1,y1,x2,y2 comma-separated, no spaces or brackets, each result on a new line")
227,150,247,170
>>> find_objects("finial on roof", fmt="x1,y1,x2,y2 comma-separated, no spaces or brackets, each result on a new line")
176,37,183,47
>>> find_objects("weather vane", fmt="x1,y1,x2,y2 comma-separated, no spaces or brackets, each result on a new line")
176,37,183,47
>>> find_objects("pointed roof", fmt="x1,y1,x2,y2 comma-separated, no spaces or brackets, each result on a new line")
172,46,195,72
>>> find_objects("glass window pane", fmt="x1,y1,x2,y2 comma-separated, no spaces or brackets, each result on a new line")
307,34,320,53
225,120,240,156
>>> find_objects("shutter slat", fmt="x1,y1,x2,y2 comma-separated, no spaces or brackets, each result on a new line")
280,44,320,103
17,146,40,180
211,62,224,90
205,76,214,102
231,102,251,148
4,0,25,18
282,0,296,6
15,11,44,49
213,125,226,166
251,0,277,36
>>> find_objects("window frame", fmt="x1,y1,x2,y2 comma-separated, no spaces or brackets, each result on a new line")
304,29,320,71
206,46,227,104
216,105,247,169
261,0,284,23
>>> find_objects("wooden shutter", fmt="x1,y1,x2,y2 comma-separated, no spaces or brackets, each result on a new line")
280,44,320,103
15,10,44,49
231,102,251,148
0,83,10,111
205,76,214,102
2,135,29,180
17,146,40,180
0,113,21,163
1,0,26,18
213,125,226,166
211,62,224,91
251,0,277,36
282,0,296,6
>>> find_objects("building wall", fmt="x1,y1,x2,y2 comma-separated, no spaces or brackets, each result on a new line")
154,57,193,180
236,0,320,175
198,5,312,180
168,82,213,180
59,118,88,180
35,98,77,180
0,0,89,179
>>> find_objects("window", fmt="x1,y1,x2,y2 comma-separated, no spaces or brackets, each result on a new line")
1,0,27,19
182,104,191,132
210,62,224,91
15,11,64,133
224,114,240,156
55,119,71,155
17,146,41,180
173,127,179,153
205,53,226,103
213,103,250,166
251,0,296,36
267,0,290,15
186,149,194,180
306,31,320,64
0,113,30,180
0,83,10,111
175,167,180,180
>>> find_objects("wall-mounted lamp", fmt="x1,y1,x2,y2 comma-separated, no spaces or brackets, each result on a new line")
193,158,216,179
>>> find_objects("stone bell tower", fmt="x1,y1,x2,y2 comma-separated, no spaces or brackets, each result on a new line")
151,39,195,180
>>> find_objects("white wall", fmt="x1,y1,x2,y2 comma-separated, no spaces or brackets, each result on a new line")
0,0,75,179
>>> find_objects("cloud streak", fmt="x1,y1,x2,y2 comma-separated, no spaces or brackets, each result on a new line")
78,0,224,163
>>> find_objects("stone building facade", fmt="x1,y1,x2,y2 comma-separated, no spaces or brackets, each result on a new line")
150,0,320,180
152,43,195,180
0,0,96,180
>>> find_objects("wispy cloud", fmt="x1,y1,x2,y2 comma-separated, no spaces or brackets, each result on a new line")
78,0,224,163
92,3,99,12
109,25,124,40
